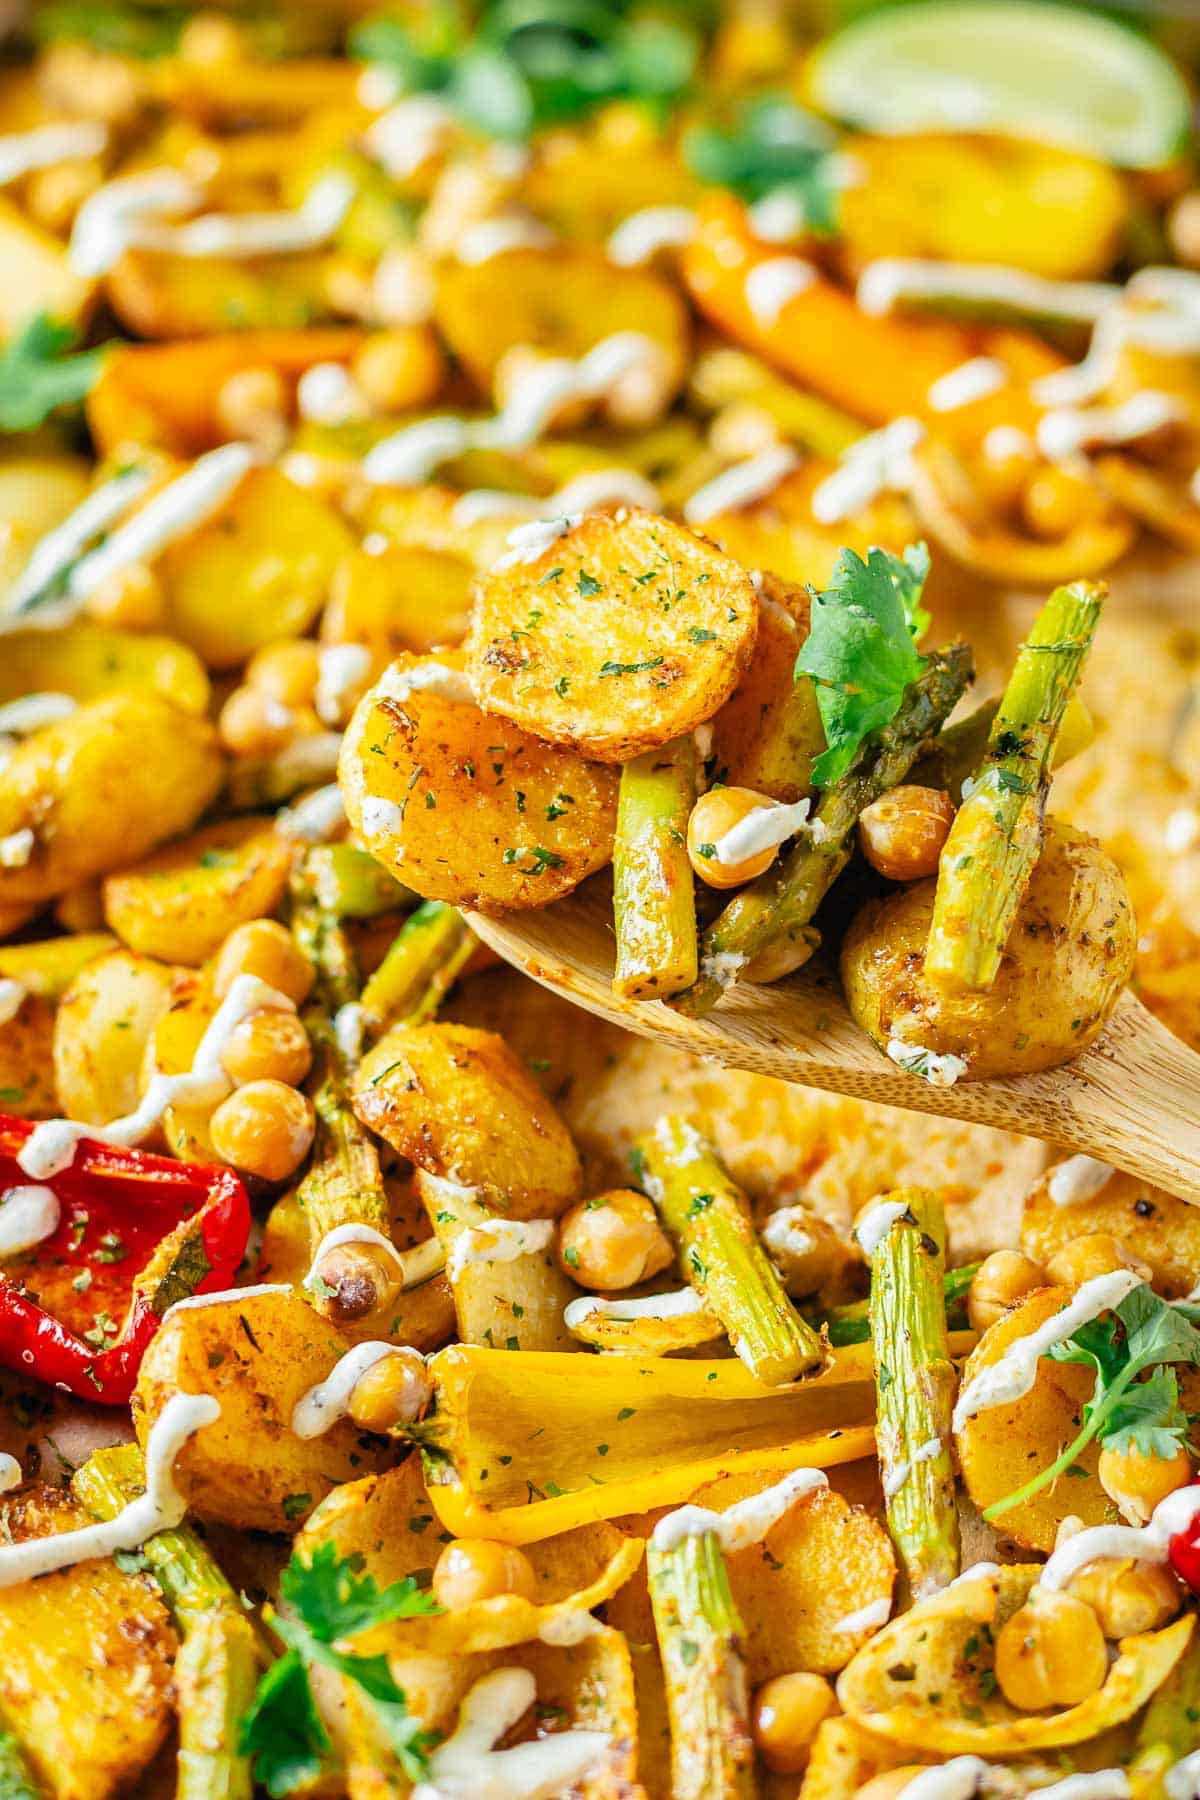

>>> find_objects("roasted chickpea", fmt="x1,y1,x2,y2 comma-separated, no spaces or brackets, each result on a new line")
708,403,780,462
688,786,793,888
751,1672,834,1773
761,1206,846,1298
219,1006,312,1089
1170,191,1200,267
858,786,956,883
245,639,321,708
1022,466,1099,540
218,686,298,759
1097,1440,1193,1526
557,1190,673,1290
967,1250,1047,1333
214,367,289,455
84,561,166,630
353,329,445,414
1069,1557,1182,1637
213,919,315,1007
432,1538,537,1610
1044,1233,1153,1290
347,1347,431,1433
209,1080,315,1183
993,1591,1107,1711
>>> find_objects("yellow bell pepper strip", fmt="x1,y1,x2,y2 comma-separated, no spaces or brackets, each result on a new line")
1130,1629,1200,1798
412,1343,885,1544
613,737,699,1002
634,1117,825,1383
360,900,476,1037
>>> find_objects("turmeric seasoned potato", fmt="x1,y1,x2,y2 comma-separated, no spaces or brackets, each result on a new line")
841,821,1136,1078
52,948,177,1127
159,464,354,667
1022,1164,1200,1300
103,818,293,966
434,245,688,398
0,457,90,599
466,508,759,761
0,993,56,1118
955,1286,1115,1552
322,542,475,660
708,571,822,801
133,1287,393,1533
0,1489,176,1800
0,692,223,908
106,247,328,340
339,652,618,910
353,1021,582,1217
0,622,209,714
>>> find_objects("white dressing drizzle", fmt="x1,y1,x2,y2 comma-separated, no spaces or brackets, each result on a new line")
0,979,25,1026
1032,1777,1130,1800
494,513,582,570
377,660,475,707
68,443,257,601
537,1608,602,1645
762,1208,817,1263
292,1342,430,1439
1037,392,1183,461
69,168,200,277
832,1595,891,1634
364,97,454,180
953,1270,1142,1431
17,972,295,1179
362,331,660,485
853,1199,912,1261
275,784,346,843
359,796,407,838
699,949,747,991
0,1455,20,1494
1166,1750,1200,1800
0,121,107,186
6,465,155,620
897,1758,989,1800
446,1219,555,1286
164,1283,292,1321
926,356,1006,413
0,831,33,869
456,214,555,265
1039,1479,1200,1591
608,204,696,267
334,1002,365,1065
683,445,798,524
1047,1154,1114,1208
744,257,816,326
652,1467,828,1553
0,1393,219,1587
886,1038,969,1088
564,1287,708,1329
856,259,1116,324
410,1667,609,1800
297,363,368,427
0,693,76,733
316,643,373,725
982,425,1036,464
811,418,924,524
304,1224,446,1293
127,171,354,262
0,1185,60,1258
710,797,813,866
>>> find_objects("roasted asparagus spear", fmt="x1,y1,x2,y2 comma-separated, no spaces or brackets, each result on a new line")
613,735,698,1001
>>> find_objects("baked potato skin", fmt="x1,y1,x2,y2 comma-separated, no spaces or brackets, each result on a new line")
841,820,1136,1078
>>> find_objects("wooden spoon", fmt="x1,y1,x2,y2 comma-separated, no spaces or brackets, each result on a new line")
468,878,1200,1205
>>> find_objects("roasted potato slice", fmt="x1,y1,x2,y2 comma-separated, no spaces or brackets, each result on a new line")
841,820,1136,1079
0,623,209,714
955,1285,1115,1551
0,693,224,908
133,1286,393,1532
1023,1163,1200,1300
339,651,618,910
322,543,475,660
838,1562,1193,1754
52,948,177,1128
466,508,758,762
708,571,823,802
160,464,354,668
354,1022,582,1218
106,247,328,340
103,817,293,966
0,1488,176,1800
0,994,56,1119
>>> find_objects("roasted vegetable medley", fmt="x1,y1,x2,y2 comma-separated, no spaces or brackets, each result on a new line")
0,1,1200,1796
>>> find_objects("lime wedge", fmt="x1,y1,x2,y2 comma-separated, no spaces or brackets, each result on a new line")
807,0,1191,169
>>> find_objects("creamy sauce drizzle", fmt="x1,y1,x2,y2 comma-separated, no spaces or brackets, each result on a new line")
564,1287,709,1330
276,784,346,843
1037,392,1182,461
0,979,25,1026
119,171,354,263
456,215,556,264
0,831,33,869
744,257,816,325
297,363,368,427
7,465,155,621
926,356,1006,412
163,1283,292,1321
316,644,373,726
853,1199,913,1261
410,1667,609,1800
446,1219,555,1286
364,97,454,179
683,445,798,524
856,258,1117,323
607,206,695,266
0,1393,218,1587
0,1455,20,1494
377,660,476,707
710,797,813,865
832,1595,891,1634
886,1037,969,1088
537,1608,603,1646
651,1467,828,1553
953,1270,1142,1431
0,121,107,186
1047,1154,1114,1208
0,693,77,733
69,168,200,277
292,1342,430,1439
811,417,924,524
898,1758,989,1800
1166,1751,1200,1800
0,1185,60,1258
304,1224,446,1293
1039,1479,1200,1591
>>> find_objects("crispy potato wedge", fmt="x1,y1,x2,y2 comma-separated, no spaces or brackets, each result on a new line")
103,817,293,966
837,1562,1193,1753
339,651,618,910
0,623,209,714
0,1488,175,1800
354,1021,582,1218
467,508,758,761
53,949,177,1128
160,464,354,668
106,247,328,340
1023,1164,1200,1300
0,933,116,999
322,543,475,660
955,1286,1115,1552
435,244,687,398
133,1287,392,1532
0,693,224,908
0,993,56,1118
709,572,822,802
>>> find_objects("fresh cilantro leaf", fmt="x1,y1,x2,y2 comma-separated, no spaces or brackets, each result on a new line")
240,1545,441,1794
0,315,105,434
684,96,839,234
795,543,930,788
1103,1366,1192,1460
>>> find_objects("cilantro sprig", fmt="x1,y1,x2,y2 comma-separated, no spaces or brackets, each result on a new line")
0,315,106,435
352,0,699,142
239,1543,440,1796
684,95,840,234
795,543,930,789
985,1283,1200,1521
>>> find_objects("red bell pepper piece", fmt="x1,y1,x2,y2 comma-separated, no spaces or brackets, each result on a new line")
0,1114,250,1403
1168,1488,1200,1595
